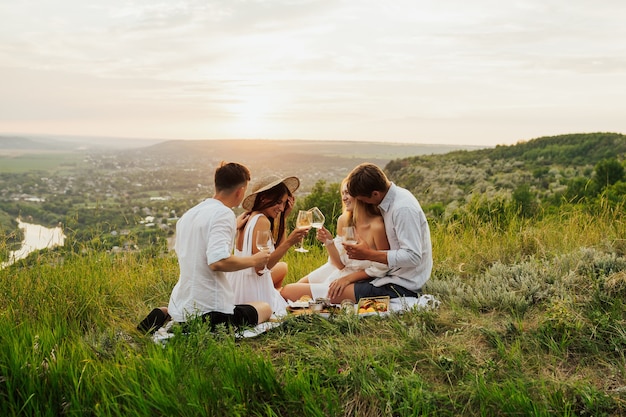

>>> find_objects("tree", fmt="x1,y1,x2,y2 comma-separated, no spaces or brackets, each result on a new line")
512,184,538,218
594,158,625,189
565,177,598,203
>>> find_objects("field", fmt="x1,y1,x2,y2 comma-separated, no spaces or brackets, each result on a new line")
0,152,86,173
1,200,625,416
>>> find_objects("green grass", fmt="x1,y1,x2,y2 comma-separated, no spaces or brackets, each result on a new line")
0,153,86,173
1,205,626,416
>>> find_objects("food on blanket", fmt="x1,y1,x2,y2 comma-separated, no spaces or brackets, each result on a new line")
315,297,331,308
298,295,312,302
357,296,389,314
286,305,340,315
309,301,324,312
341,299,355,313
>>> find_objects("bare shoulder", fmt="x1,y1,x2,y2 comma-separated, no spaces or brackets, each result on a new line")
371,217,390,250
253,213,271,230
337,213,349,230
371,216,385,232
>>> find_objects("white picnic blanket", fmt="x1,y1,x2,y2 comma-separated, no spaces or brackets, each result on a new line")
389,294,440,312
152,294,440,344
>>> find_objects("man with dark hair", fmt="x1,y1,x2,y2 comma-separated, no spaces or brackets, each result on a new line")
165,161,272,331
327,163,432,302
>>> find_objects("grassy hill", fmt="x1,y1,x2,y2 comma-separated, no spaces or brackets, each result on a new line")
1,132,626,415
2,194,625,415
385,132,626,211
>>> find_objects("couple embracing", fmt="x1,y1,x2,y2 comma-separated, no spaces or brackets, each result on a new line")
282,163,433,305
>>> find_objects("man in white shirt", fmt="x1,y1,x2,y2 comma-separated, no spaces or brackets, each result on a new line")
167,162,271,331
328,163,433,302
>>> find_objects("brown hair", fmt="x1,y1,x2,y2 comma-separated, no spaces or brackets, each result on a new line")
249,182,292,246
346,163,390,197
214,161,251,193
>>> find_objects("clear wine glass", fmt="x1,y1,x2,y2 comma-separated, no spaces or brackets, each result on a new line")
343,226,357,244
309,207,325,246
295,210,312,253
256,229,273,274
309,207,325,230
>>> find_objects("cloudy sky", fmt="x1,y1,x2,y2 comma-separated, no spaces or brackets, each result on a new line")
1,0,625,147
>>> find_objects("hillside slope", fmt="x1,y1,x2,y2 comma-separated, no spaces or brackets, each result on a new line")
386,132,626,209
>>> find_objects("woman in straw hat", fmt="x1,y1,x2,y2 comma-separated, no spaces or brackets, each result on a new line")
229,175,309,315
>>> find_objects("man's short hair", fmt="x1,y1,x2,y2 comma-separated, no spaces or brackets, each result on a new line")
214,162,251,193
347,163,389,197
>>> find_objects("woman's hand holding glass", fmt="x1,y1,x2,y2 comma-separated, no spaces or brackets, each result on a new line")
294,210,313,252
316,226,333,243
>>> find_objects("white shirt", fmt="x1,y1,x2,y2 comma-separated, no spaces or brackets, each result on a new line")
167,198,236,322
371,183,433,292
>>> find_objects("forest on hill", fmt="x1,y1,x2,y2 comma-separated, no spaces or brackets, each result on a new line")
386,132,626,218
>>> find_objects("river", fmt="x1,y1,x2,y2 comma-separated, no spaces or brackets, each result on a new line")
1,219,66,269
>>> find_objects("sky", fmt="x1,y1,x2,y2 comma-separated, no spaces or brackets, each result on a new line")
1,0,625,147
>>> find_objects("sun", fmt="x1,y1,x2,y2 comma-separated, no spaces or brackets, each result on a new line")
228,95,273,138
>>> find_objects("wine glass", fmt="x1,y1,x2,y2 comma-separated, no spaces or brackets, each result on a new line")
343,226,357,244
256,230,272,274
309,207,325,230
295,210,312,253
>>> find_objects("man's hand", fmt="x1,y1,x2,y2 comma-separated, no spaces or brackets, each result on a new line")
252,249,270,270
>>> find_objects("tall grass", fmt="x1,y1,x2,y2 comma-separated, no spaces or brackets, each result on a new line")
1,202,625,416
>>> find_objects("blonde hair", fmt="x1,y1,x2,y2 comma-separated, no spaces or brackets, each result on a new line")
341,177,381,227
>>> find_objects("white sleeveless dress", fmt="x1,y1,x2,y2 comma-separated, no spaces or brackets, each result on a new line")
229,214,288,316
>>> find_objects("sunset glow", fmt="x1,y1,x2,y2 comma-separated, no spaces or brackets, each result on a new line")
1,1,625,146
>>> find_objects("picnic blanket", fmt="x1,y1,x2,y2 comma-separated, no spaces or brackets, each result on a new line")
152,294,440,344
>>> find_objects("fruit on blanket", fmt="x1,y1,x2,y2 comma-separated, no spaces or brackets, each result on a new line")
374,301,387,312
357,297,389,314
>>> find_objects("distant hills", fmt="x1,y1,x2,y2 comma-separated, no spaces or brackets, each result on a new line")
0,135,163,153
0,134,485,190
0,136,67,151
121,139,484,189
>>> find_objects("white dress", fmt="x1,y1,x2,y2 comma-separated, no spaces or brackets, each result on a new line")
304,237,389,300
230,214,288,316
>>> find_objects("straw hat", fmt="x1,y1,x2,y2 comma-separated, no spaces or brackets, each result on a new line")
241,175,300,211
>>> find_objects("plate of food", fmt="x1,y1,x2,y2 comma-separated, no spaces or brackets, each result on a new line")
287,296,340,317
287,295,312,309
357,296,390,317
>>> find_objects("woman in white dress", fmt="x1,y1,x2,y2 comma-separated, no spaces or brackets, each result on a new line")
230,175,309,316
280,179,390,303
